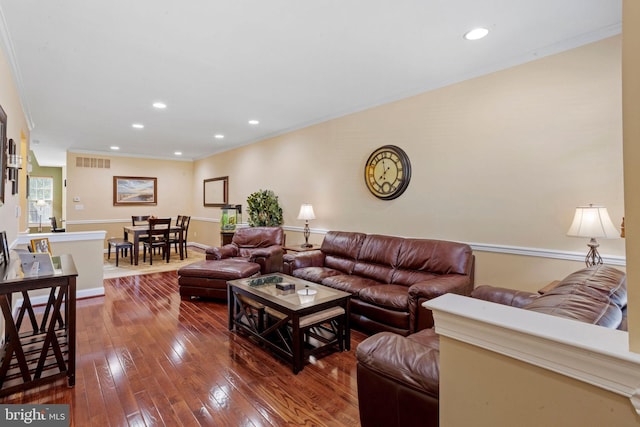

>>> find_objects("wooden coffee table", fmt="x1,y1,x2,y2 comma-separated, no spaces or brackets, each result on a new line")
227,273,351,373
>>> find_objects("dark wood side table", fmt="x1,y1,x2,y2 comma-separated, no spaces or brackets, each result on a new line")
0,254,78,396
221,231,235,245
283,244,321,253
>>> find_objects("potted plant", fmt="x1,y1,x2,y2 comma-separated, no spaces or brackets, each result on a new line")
246,189,283,226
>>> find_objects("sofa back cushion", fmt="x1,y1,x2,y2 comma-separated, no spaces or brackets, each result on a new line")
321,231,367,274
232,226,284,248
353,234,403,283
523,265,627,329
554,265,627,308
391,239,473,285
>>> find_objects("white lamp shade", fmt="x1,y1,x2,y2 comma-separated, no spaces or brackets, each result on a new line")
567,205,619,238
297,204,316,221
36,199,47,207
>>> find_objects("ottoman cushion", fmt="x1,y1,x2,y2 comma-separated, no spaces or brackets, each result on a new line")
178,259,261,299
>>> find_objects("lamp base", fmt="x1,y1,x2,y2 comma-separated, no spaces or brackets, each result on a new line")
300,243,313,248
585,238,603,267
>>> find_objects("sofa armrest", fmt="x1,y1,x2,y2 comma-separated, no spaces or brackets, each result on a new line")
286,250,326,270
408,275,473,332
205,244,237,260
249,246,284,274
356,330,441,427
470,285,538,308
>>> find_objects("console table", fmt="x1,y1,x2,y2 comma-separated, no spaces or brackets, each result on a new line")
0,254,77,396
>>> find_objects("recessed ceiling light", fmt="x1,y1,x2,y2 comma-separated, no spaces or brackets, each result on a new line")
132,123,144,129
110,146,120,150
464,27,489,41
248,119,259,125
153,102,167,109
214,134,224,139
174,151,182,156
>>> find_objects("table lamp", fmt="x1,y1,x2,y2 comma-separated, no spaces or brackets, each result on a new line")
567,204,619,266
36,199,47,232
297,204,316,248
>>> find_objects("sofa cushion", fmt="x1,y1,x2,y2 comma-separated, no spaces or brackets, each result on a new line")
322,274,382,296
553,265,627,309
292,266,343,283
321,231,367,274
353,235,403,283
359,285,410,311
524,284,623,328
232,226,284,248
395,238,472,277
520,265,627,329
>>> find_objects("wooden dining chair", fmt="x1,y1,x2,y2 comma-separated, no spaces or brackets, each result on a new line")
169,215,191,256
142,217,171,265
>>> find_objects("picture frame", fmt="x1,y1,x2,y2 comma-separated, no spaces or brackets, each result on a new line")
203,176,228,207
0,103,7,205
31,237,52,254
113,176,157,206
0,231,9,266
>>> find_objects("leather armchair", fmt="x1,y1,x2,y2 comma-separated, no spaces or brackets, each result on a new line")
205,226,284,273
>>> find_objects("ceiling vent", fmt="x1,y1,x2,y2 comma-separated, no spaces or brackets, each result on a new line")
75,157,110,168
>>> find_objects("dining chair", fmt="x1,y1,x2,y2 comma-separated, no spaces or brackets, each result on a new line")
180,216,191,257
142,217,171,265
170,215,191,257
49,217,66,232
132,215,150,242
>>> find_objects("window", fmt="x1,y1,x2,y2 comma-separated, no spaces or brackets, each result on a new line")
28,176,53,225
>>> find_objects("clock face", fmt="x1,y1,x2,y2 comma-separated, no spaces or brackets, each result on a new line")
364,145,411,200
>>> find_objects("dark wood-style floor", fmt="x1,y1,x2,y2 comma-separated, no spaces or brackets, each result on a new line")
0,263,367,426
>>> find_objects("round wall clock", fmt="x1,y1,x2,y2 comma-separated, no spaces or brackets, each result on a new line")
364,145,412,200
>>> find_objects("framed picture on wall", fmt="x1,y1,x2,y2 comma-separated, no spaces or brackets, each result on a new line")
113,176,157,206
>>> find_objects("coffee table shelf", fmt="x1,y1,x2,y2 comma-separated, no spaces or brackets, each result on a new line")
227,273,351,373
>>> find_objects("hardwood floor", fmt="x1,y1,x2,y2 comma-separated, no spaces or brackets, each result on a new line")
0,267,367,426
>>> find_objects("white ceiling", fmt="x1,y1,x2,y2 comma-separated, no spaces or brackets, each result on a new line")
0,1,622,167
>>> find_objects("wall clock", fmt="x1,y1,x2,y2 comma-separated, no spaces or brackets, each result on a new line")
364,145,412,200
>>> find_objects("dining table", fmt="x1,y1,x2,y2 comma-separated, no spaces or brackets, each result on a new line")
123,224,184,265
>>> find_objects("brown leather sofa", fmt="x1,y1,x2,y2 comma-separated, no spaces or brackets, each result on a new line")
284,231,475,335
205,226,285,274
355,264,627,427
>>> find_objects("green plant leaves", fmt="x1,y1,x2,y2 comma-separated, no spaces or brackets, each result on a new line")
246,189,283,226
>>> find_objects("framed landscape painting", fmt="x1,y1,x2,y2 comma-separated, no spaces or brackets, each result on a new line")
113,176,157,206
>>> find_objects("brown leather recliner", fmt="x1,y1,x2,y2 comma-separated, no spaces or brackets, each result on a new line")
205,226,284,273
356,265,627,427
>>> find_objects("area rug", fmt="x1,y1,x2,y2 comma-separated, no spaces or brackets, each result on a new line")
103,248,205,279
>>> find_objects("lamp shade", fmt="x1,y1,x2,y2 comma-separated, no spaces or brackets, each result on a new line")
36,199,47,207
297,204,316,221
567,205,619,239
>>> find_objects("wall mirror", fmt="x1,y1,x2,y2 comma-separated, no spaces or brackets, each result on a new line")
204,176,228,207
0,103,7,205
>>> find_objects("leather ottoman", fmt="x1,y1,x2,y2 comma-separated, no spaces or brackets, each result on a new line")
178,259,261,300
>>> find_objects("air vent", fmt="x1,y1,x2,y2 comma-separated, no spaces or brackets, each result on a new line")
75,157,110,168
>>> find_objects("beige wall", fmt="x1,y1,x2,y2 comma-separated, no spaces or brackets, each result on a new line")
194,35,624,289
0,39,30,242
63,152,214,247
440,337,637,427
437,5,639,426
